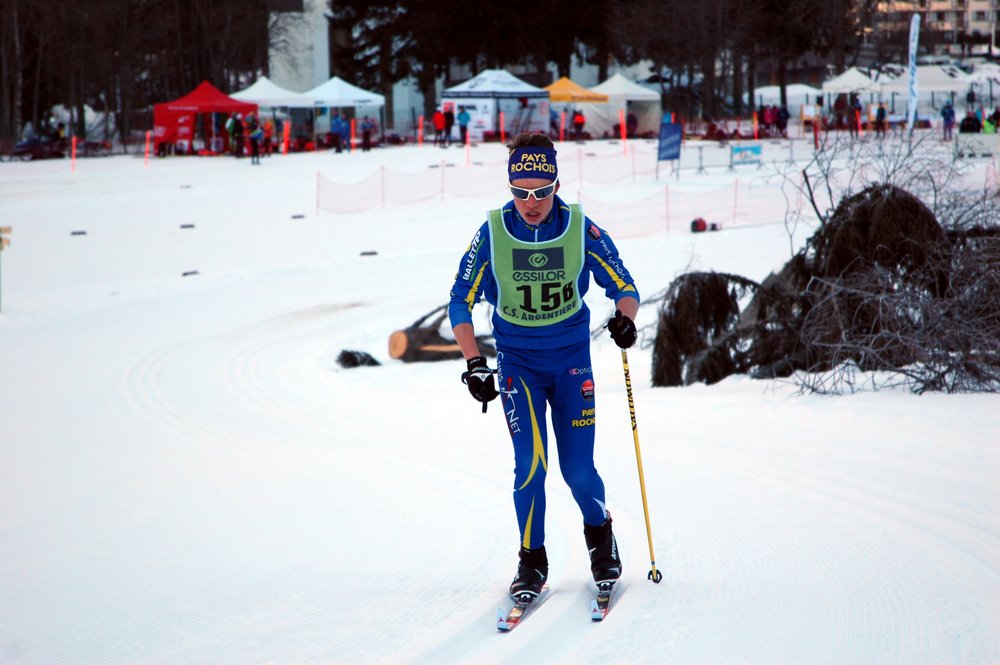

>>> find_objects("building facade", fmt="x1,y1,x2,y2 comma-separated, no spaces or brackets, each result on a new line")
875,1,998,57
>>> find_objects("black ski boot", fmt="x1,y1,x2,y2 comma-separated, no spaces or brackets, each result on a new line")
509,545,548,598
584,515,622,585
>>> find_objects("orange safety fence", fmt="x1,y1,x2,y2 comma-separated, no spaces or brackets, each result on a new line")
319,167,809,239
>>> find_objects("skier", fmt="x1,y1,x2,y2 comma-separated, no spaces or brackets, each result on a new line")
448,131,640,599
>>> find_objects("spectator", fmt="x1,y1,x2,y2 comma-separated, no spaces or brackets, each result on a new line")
875,102,887,139
263,118,274,156
340,115,351,151
361,115,374,151
444,107,455,146
55,122,67,152
848,96,862,138
432,109,446,146
248,124,263,165
941,101,956,141
571,109,585,140
330,113,344,153
777,106,790,137
225,113,236,153
458,107,471,145
833,94,848,129
626,111,638,138
232,113,245,157
763,105,775,134
959,110,982,134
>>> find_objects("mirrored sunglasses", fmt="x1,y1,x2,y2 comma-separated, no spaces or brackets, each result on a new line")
509,181,558,201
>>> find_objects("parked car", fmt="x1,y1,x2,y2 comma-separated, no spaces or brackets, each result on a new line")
9,136,66,161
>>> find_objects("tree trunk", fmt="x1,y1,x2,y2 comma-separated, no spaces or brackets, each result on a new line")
732,51,744,116
379,37,394,131
0,0,21,141
778,58,788,110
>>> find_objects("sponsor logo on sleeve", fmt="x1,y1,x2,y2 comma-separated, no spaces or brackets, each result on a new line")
461,230,482,281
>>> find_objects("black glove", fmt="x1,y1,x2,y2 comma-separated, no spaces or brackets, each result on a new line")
607,310,637,349
461,356,498,412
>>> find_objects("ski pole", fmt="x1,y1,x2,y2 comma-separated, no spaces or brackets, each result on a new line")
620,348,662,583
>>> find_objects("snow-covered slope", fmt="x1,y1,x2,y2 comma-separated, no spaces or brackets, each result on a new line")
1,141,997,664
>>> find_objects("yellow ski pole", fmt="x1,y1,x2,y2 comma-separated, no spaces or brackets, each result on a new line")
620,348,662,583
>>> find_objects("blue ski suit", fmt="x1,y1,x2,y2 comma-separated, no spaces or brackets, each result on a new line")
449,196,639,550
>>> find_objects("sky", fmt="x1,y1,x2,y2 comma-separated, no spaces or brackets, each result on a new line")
0,135,997,665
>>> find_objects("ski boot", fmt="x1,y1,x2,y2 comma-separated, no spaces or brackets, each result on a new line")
509,545,548,599
584,515,622,586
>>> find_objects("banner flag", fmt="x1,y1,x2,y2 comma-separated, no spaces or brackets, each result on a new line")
907,14,921,133
658,123,682,162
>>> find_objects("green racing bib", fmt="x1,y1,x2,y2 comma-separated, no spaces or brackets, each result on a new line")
488,204,585,327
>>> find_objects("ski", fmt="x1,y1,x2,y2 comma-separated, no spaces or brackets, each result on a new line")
590,581,619,621
496,584,551,632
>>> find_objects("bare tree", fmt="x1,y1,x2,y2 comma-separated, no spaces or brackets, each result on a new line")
651,138,1000,394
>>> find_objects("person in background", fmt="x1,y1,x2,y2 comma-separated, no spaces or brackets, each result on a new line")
848,96,862,138
875,102,887,139
458,107,471,145
778,106,790,137
340,114,351,151
232,113,245,157
53,122,68,154
833,93,847,129
330,113,344,153
225,113,236,154
959,109,982,134
432,109,446,146
571,109,586,140
448,131,639,600
361,115,374,151
444,107,455,146
941,101,956,141
263,118,274,156
762,105,774,134
248,118,263,165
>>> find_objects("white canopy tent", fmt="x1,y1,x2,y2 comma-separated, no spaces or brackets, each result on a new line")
231,76,314,108
441,69,550,141
578,73,662,139
304,76,386,108
821,67,880,96
879,65,974,111
302,76,386,139
747,83,822,117
821,67,883,123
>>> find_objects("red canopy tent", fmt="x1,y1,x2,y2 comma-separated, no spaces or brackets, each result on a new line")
153,81,257,154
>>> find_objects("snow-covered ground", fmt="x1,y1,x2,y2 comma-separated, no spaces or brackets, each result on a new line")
1,138,997,664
